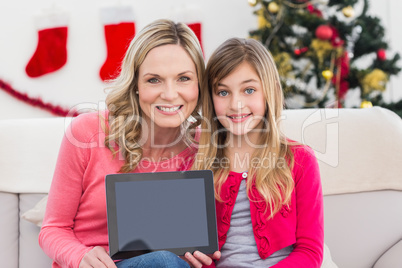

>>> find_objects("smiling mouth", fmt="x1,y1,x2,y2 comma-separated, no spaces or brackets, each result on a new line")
156,105,183,112
228,113,251,119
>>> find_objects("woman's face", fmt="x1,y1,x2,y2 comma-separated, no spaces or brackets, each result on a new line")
137,44,199,130
212,61,266,137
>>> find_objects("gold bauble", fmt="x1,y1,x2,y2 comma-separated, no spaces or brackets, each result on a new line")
248,0,258,7
310,39,335,65
322,70,333,80
342,6,355,18
257,10,271,29
361,68,388,95
268,2,279,14
360,100,373,108
274,52,292,76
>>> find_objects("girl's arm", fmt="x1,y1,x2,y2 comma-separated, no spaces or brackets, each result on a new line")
273,146,324,268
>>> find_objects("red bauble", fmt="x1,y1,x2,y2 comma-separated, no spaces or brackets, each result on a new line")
307,4,323,17
377,49,386,61
295,47,308,55
315,25,333,40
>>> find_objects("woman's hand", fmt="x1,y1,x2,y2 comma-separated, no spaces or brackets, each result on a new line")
79,246,117,268
181,250,221,268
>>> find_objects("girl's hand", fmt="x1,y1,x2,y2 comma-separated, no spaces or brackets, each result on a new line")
79,246,117,268
181,250,221,268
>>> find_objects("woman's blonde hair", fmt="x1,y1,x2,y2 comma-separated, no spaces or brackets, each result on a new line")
105,19,204,173
193,38,295,218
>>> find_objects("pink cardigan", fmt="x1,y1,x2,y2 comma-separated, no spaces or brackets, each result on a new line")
210,145,324,267
39,112,196,268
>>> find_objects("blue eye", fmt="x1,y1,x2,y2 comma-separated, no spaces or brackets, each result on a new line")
245,88,255,94
148,78,159,83
179,76,190,82
217,90,228,97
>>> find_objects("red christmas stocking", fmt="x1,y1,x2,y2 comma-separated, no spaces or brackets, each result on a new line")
172,5,203,52
25,13,68,78
187,22,203,51
99,6,135,81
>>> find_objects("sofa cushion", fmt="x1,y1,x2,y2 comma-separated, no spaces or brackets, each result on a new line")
323,190,402,268
19,194,53,268
282,107,402,195
373,239,402,268
322,243,338,268
0,192,18,268
21,195,47,227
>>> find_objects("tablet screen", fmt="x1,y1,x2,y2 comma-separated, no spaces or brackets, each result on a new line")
115,178,209,250
106,170,218,260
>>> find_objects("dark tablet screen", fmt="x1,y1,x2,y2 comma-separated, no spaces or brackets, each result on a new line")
105,170,218,260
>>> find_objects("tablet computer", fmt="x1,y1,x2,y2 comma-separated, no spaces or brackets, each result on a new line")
105,170,218,260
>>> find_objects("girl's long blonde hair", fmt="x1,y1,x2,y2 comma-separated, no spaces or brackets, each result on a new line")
104,19,204,173
193,38,295,218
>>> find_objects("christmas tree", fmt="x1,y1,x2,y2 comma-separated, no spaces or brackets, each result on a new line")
248,0,401,116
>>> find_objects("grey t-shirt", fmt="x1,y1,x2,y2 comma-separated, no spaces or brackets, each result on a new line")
217,180,293,268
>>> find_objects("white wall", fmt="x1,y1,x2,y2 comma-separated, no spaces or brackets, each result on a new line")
0,0,257,119
344,0,402,107
373,0,402,104
0,0,400,119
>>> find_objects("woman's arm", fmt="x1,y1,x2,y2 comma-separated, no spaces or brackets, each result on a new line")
39,115,99,267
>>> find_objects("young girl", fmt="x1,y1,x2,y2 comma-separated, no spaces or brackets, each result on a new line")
193,38,323,267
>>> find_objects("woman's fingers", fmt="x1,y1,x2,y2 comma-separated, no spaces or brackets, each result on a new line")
79,246,117,268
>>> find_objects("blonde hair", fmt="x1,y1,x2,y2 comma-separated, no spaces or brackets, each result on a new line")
105,19,204,173
193,38,295,218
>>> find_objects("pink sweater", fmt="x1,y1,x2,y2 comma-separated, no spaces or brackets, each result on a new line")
39,112,196,268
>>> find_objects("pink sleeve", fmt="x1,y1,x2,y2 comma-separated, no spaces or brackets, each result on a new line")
272,146,324,267
38,115,95,267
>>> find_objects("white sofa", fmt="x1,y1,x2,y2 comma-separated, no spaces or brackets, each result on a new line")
0,107,401,268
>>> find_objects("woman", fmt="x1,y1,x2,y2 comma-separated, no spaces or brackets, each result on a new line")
39,19,220,268
193,38,324,267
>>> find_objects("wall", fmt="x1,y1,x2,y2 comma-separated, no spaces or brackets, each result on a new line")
378,0,402,103
344,0,402,107
0,0,400,119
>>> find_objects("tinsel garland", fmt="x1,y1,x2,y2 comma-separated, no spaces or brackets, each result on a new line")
0,78,79,117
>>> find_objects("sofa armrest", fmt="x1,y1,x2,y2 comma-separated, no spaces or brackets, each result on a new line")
0,192,18,268
323,190,402,268
374,240,402,268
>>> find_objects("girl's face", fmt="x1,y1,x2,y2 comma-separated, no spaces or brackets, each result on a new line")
212,61,266,137
137,44,199,130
